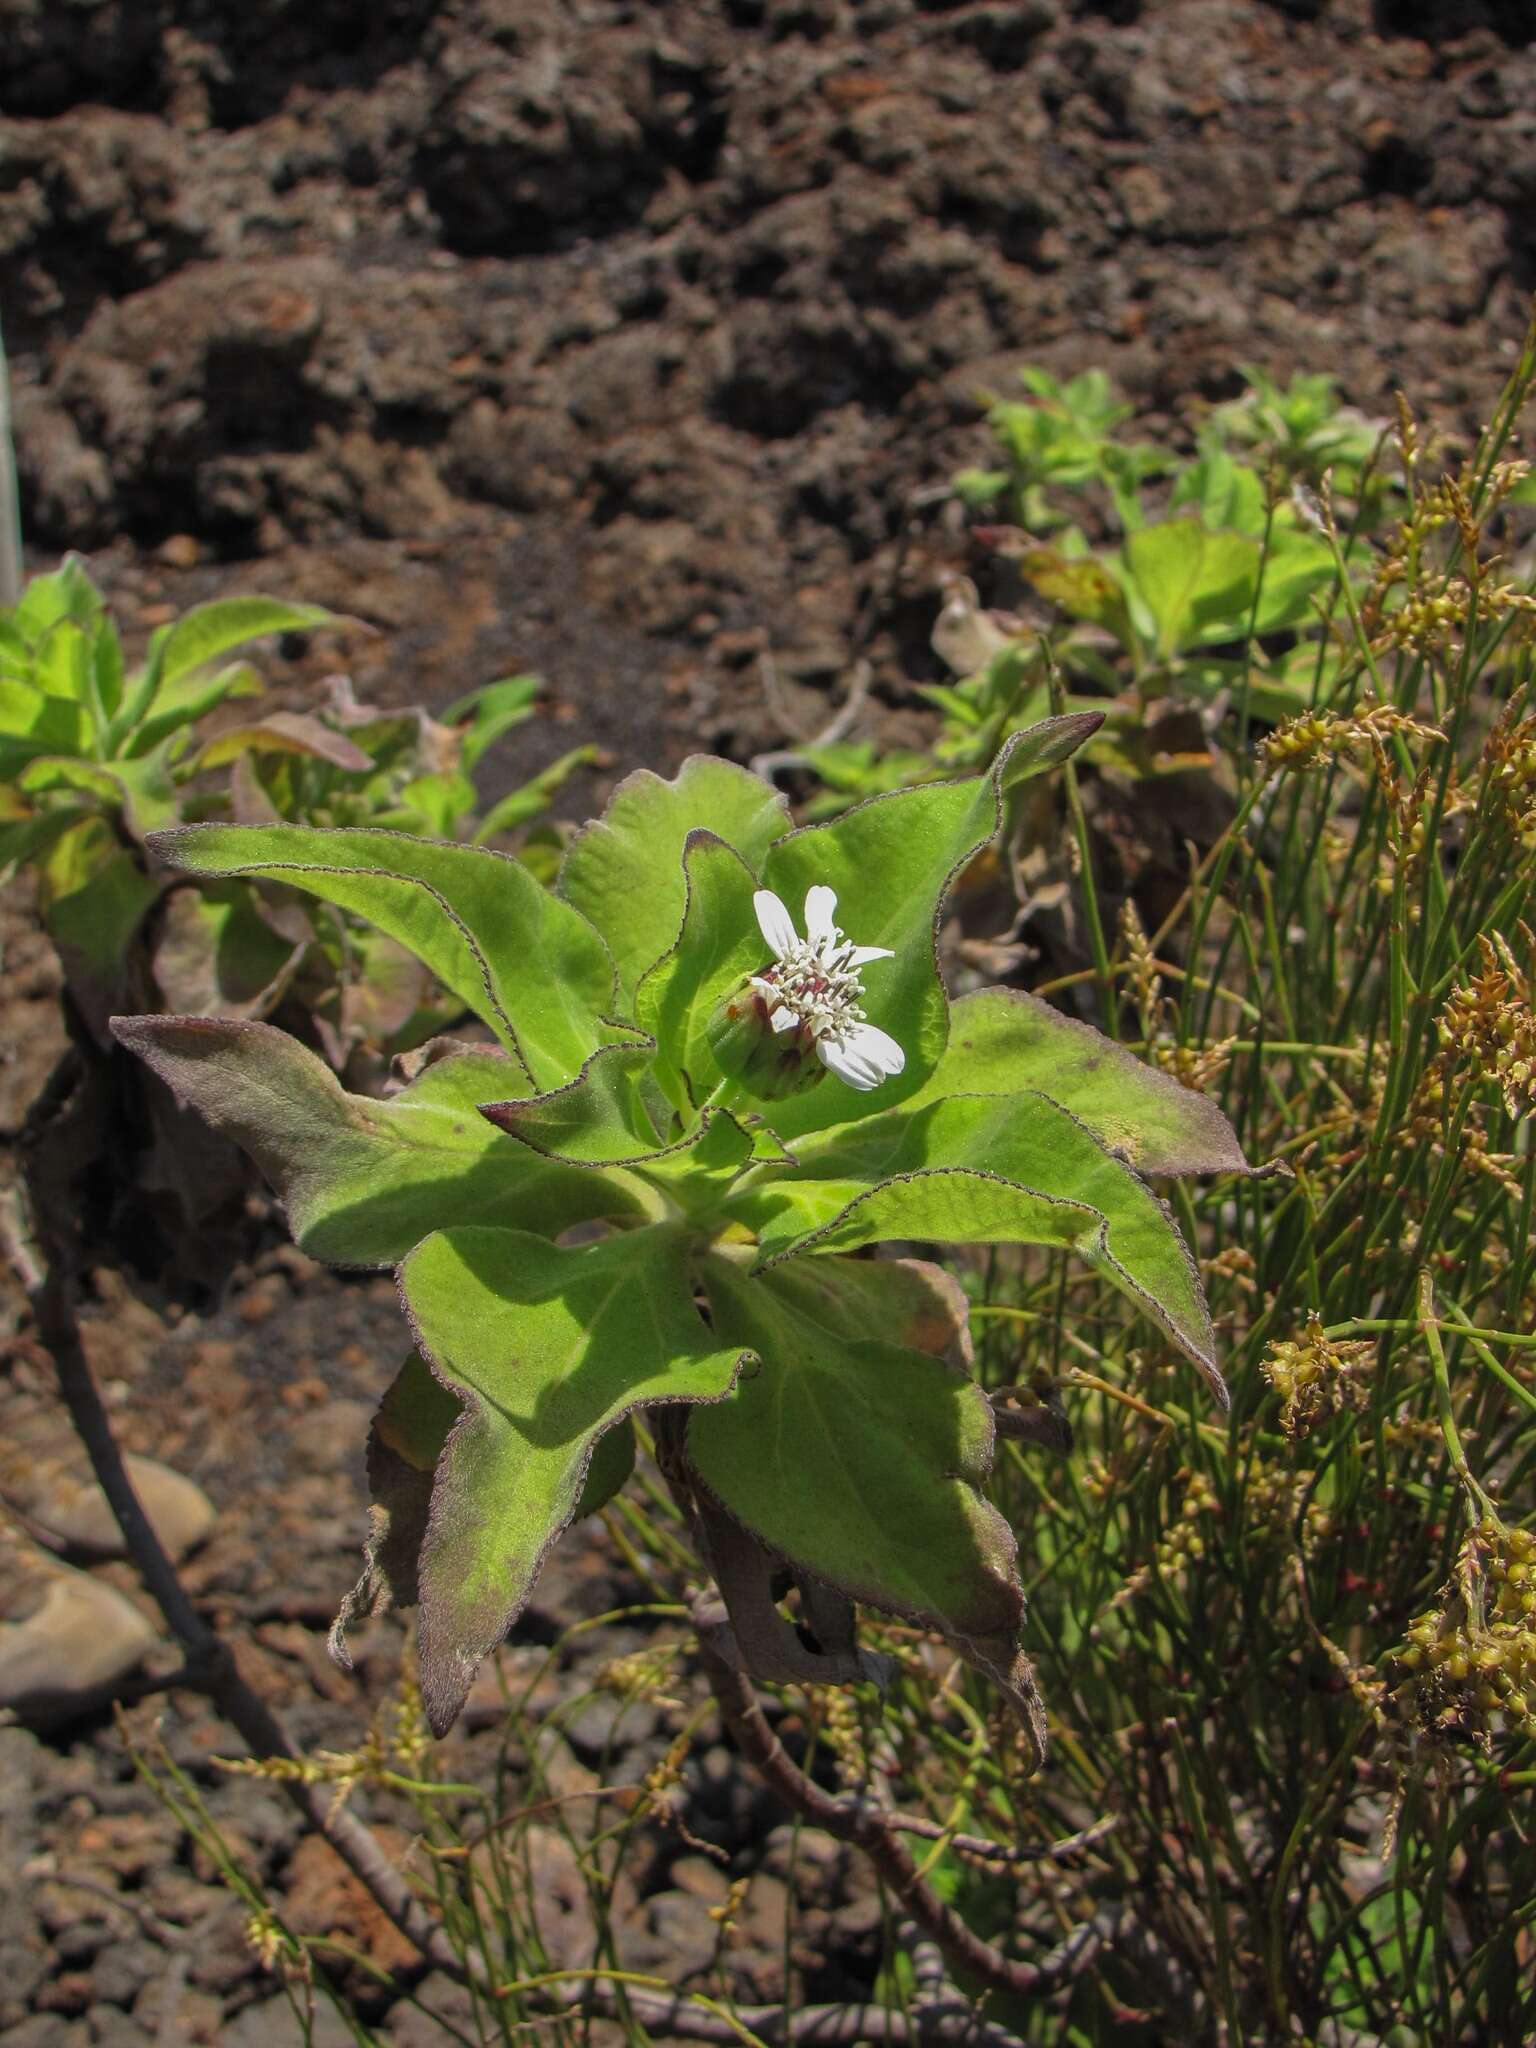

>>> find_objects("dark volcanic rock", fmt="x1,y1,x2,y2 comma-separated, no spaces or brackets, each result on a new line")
3,0,1530,764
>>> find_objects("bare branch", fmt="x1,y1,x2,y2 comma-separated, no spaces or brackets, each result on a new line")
851,1802,1116,1871
554,1979,1032,2046
12,1059,480,1988
696,1613,1102,2004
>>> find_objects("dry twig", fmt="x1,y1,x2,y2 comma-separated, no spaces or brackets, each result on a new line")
696,1609,1104,2004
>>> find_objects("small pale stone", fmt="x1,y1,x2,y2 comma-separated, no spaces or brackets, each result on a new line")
0,1540,158,1725
1,1446,215,1565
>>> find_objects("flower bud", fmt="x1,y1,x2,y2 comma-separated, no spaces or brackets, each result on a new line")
706,981,828,1102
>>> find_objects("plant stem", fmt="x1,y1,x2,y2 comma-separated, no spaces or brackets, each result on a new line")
546,1975,1037,2045
13,1055,476,1987
697,1612,1095,2003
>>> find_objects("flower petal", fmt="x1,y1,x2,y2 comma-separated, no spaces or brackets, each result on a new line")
853,1021,905,1071
846,944,894,967
768,1004,798,1034
817,1021,906,1091
846,1021,906,1078
817,1037,882,1090
803,885,839,946
753,889,799,959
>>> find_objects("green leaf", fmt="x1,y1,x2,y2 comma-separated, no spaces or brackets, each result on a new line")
480,1043,663,1162
444,673,542,773
155,597,337,694
148,822,618,1087
559,756,792,1008
333,1350,456,1636
733,1249,977,1365
19,747,183,842
396,769,478,839
732,1091,1221,1398
1169,448,1267,535
634,831,769,1108
481,1044,758,1191
11,558,102,642
689,1253,1024,1636
105,753,182,838
0,675,89,768
400,1223,747,1732
92,615,125,722
574,1417,636,1518
952,466,1009,509
908,988,1248,1177
36,817,161,997
110,594,329,757
332,929,442,1052
0,802,90,872
752,715,1103,1144
340,1341,644,1627
338,1346,649,1668
33,619,95,715
374,1349,461,1476
120,659,266,760
1017,547,1134,642
109,1019,644,1266
17,756,123,809
1245,524,1337,637
150,883,308,1019
1123,521,1260,659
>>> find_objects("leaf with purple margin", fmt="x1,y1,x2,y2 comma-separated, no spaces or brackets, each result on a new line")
480,1042,754,1182
728,1090,1222,1400
110,1017,641,1267
399,1223,747,1733
633,830,768,1109
558,756,792,1008
910,987,1248,1177
332,1354,638,1664
688,1253,1024,1637
147,822,619,1087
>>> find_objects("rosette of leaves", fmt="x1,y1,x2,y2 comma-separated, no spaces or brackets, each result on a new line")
0,560,344,1284
112,716,1246,1750
953,365,1169,536
999,469,1339,724
0,554,334,1033
1208,365,1388,503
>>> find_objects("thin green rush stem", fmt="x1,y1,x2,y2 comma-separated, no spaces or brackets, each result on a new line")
1232,479,1291,789
1061,749,1115,1036
1466,305,1536,510
1419,1272,1497,1524
1505,1140,1536,1315
1175,774,1271,1040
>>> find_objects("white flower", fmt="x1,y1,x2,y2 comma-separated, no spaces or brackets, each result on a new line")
748,884,906,1092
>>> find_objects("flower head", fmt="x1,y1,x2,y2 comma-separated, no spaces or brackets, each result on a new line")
744,885,905,1092
707,885,904,1099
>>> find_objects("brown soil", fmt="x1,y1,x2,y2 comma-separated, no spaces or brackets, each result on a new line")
2,0,1534,2039
5,0,1534,785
